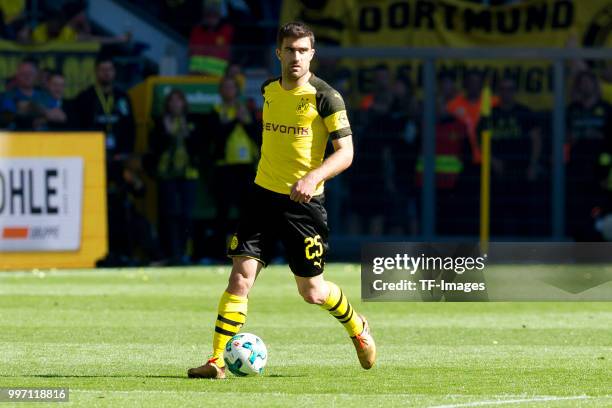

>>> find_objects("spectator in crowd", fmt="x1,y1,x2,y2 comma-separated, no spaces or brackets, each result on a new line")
207,76,259,259
478,78,542,236
566,70,612,240
421,72,471,235
31,10,78,43
437,73,459,116
223,62,261,125
73,56,135,154
0,0,25,40
188,2,234,76
349,65,394,235
358,64,393,113
0,0,24,26
224,62,246,92
148,89,202,265
488,79,542,181
73,56,143,265
566,32,612,104
446,70,499,164
567,33,612,238
41,70,71,129
0,58,47,129
391,77,421,140
10,17,31,43
119,154,162,265
349,65,416,235
67,4,132,45
32,2,131,45
388,77,419,235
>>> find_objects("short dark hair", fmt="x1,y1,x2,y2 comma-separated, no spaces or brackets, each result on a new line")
277,22,315,48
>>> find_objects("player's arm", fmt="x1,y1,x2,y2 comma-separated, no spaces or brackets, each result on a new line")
290,135,353,203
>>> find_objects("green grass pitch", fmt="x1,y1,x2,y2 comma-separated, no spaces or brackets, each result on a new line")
0,264,610,407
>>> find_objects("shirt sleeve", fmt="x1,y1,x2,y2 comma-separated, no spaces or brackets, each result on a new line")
317,89,352,140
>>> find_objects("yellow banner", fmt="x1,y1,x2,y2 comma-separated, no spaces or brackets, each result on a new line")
282,0,612,108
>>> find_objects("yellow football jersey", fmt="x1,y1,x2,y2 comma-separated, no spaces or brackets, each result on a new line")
255,74,352,195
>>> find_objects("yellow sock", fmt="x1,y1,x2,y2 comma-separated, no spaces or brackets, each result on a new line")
211,291,247,367
320,281,364,336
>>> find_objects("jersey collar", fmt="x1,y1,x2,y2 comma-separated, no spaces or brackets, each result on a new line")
278,73,314,93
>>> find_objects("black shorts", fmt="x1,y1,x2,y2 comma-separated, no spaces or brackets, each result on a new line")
227,184,329,277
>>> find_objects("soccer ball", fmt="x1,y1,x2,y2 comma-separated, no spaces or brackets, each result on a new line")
224,333,268,376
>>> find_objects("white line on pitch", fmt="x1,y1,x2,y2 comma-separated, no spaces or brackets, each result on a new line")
429,395,592,408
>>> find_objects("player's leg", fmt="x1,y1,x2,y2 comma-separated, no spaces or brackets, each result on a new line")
294,274,376,369
213,256,262,359
283,195,376,369
294,274,362,334
188,185,274,379
188,256,262,378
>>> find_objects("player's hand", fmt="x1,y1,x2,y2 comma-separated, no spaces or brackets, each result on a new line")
290,173,320,203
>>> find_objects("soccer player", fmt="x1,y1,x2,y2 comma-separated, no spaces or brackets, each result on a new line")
188,22,376,379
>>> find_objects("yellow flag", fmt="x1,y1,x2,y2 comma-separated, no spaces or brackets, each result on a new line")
481,85,492,118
